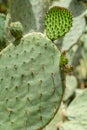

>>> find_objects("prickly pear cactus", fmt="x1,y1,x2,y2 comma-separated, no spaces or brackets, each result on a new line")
10,0,51,33
10,21,23,39
0,13,7,50
10,0,36,33
0,32,63,130
51,0,86,51
0,13,10,51
45,6,72,41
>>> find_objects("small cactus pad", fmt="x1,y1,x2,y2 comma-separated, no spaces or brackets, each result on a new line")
10,21,23,39
0,32,63,130
45,6,72,41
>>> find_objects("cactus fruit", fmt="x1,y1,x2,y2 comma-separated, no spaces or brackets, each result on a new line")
45,6,72,41
10,21,23,40
0,32,63,130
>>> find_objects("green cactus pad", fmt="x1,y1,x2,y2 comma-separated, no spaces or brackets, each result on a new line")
45,6,72,41
10,0,36,34
10,21,23,39
0,32,63,130
0,13,7,50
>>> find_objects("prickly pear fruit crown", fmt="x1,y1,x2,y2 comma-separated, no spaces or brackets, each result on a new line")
0,32,63,130
10,21,23,39
45,6,72,41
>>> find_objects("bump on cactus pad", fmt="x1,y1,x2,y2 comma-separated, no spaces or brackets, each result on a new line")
45,6,72,41
0,32,63,130
10,21,23,39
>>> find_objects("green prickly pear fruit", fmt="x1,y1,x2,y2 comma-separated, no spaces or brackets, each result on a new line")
10,21,23,40
45,6,72,41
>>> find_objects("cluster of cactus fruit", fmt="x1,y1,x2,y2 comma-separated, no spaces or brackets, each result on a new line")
0,1,73,130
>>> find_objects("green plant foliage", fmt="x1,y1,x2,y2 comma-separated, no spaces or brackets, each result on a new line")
45,6,72,41
0,32,63,130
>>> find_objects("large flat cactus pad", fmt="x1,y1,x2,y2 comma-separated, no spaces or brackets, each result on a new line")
0,32,63,130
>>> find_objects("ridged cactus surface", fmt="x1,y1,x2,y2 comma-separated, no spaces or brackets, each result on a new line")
0,32,63,130
45,6,72,41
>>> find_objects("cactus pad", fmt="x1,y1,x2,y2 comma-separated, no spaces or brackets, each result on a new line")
0,13,7,50
10,0,36,34
45,6,72,41
0,32,63,130
10,21,23,39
